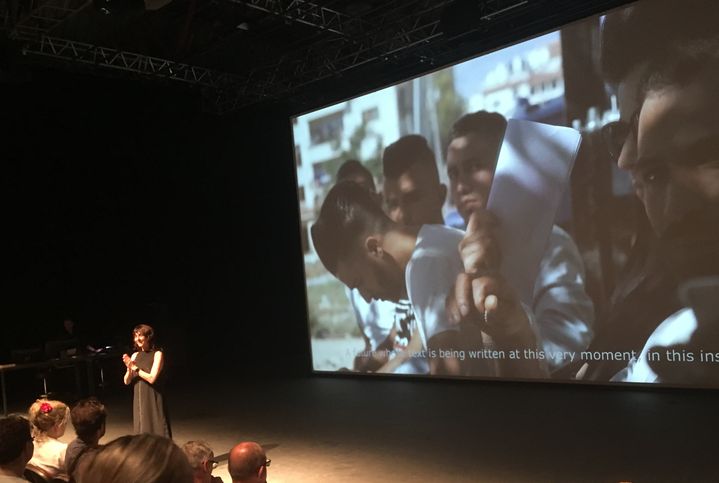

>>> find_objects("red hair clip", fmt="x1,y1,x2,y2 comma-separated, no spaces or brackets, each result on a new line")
40,402,53,414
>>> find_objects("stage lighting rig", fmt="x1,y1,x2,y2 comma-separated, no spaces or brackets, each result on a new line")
93,0,145,15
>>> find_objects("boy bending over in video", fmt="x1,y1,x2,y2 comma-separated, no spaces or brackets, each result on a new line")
311,180,543,377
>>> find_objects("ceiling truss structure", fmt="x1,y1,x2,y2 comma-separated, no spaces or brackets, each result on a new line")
235,0,362,36
213,0,539,113
2,0,90,40
23,34,254,90
0,0,610,113
214,0,455,113
2,0,468,113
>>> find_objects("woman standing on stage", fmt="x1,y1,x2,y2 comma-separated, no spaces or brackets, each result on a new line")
122,324,171,438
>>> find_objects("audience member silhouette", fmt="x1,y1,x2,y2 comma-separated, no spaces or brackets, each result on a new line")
27,399,69,480
0,415,34,483
228,442,269,483
73,433,192,483
182,440,224,483
65,397,106,476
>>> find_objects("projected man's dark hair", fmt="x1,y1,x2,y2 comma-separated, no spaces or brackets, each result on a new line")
600,0,718,84
450,111,507,142
643,38,719,94
336,159,373,184
382,135,438,181
310,180,392,275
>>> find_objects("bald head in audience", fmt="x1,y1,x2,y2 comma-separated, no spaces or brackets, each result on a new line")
228,442,268,483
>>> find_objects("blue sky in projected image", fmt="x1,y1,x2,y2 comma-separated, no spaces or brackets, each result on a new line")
453,31,560,99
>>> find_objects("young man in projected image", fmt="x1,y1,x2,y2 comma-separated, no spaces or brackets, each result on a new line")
334,159,428,375
381,137,490,376
447,1,719,385
311,180,507,376
577,0,719,381
381,135,525,376
444,113,595,375
444,0,719,384
382,135,448,228
604,37,719,384
383,132,593,377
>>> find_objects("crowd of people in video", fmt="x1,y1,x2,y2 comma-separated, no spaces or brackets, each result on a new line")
310,0,719,386
0,398,269,483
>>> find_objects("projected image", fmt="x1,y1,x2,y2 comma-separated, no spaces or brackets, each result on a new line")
293,0,719,387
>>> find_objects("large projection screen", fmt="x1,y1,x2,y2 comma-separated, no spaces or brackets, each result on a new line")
291,0,719,387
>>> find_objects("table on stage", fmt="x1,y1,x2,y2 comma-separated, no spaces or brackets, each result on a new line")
0,351,121,416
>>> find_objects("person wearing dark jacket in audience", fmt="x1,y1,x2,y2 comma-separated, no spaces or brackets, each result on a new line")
0,415,34,483
65,397,106,476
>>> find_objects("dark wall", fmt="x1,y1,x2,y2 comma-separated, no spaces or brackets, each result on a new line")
4,70,310,377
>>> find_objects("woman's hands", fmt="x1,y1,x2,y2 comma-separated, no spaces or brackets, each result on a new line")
122,353,138,372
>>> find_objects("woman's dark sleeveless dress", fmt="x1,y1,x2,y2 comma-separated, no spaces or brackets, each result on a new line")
132,349,171,438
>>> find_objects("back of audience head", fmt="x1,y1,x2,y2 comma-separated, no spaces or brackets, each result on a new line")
182,440,218,483
0,415,34,473
28,399,68,441
382,135,446,226
228,442,268,483
446,111,507,223
71,397,106,444
74,433,192,483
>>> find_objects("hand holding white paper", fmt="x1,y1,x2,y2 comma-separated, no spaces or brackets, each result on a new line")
486,119,582,306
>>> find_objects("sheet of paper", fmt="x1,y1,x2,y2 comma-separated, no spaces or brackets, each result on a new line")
486,119,582,305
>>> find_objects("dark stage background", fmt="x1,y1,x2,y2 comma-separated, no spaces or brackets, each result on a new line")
4,71,310,378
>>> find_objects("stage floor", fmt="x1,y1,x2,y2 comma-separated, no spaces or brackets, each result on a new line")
7,375,719,482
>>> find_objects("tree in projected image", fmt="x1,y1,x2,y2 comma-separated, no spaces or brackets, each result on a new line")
430,69,466,155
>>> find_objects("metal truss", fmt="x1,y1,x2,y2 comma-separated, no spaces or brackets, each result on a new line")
214,0,452,113
479,0,529,20
232,0,362,36
23,35,257,92
2,0,540,114
212,0,540,112
1,0,90,40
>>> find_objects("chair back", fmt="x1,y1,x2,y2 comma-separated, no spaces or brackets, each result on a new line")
24,464,51,483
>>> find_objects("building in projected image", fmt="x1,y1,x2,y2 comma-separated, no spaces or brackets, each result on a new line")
293,86,401,259
467,38,564,120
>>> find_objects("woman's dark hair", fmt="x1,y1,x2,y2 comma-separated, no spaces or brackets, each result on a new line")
132,324,155,351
